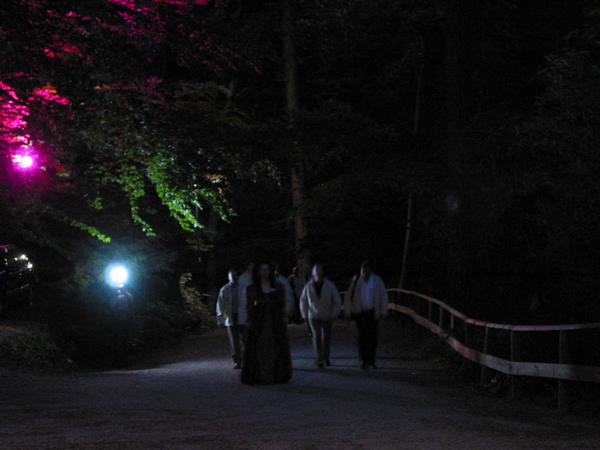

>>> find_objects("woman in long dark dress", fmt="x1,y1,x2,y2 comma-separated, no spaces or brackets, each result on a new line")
242,262,292,385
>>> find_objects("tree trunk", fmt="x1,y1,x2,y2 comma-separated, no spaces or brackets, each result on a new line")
399,34,424,290
281,0,308,265
443,0,461,146
282,0,298,115
441,0,462,295
399,194,414,290
205,208,219,311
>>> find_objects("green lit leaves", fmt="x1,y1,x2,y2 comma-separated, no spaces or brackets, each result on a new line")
69,218,111,243
88,196,103,210
145,148,235,232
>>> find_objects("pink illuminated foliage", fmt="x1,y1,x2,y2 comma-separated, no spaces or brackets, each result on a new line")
0,79,69,169
1,0,243,175
0,81,31,146
32,84,70,106
1,0,246,239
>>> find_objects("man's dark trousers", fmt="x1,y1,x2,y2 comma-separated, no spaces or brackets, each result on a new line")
309,318,333,364
227,314,246,365
354,309,378,366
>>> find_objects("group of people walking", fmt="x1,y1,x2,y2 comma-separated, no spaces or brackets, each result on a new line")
216,261,389,385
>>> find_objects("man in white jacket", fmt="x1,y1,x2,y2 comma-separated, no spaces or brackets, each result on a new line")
216,269,247,369
343,261,388,370
300,263,341,369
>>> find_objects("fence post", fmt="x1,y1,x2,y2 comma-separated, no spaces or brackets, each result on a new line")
405,294,414,330
438,305,444,329
457,320,471,374
510,330,520,398
427,301,433,322
450,314,455,336
480,326,490,385
557,330,569,412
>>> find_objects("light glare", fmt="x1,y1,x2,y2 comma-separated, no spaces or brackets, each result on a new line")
110,266,128,285
12,153,35,170
107,264,129,288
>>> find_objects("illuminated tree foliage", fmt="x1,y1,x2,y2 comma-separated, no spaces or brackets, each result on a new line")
0,0,252,254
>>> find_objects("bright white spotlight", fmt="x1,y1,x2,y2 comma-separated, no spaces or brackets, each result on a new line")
107,265,129,288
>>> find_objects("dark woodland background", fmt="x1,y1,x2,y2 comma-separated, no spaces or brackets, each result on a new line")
2,0,600,335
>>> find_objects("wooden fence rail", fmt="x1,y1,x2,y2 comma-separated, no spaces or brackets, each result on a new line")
386,288,600,411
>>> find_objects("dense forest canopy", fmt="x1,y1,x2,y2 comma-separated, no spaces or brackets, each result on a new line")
2,0,600,323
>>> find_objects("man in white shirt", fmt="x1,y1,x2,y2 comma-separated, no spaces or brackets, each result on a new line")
216,269,247,369
300,263,341,368
343,261,388,369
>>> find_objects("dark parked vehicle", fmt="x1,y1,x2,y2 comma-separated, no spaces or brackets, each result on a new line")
0,245,36,315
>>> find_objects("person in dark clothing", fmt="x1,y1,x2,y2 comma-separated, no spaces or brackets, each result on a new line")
288,265,308,325
242,262,293,385
108,288,134,368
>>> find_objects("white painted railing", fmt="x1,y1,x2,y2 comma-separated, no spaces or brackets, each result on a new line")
387,288,600,411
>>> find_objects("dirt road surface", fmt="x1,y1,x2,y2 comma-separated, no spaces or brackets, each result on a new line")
1,320,598,449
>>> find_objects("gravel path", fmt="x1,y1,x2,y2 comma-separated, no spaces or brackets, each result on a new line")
0,320,598,449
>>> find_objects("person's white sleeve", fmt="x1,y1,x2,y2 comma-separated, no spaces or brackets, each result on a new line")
343,277,355,318
299,285,309,320
216,287,225,325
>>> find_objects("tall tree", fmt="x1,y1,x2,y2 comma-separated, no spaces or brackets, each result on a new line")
281,0,309,269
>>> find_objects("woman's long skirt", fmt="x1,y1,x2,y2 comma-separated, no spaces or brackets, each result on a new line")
242,302,292,385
